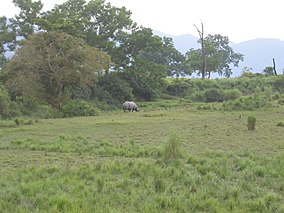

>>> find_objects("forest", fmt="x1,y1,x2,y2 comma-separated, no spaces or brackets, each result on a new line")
1,0,276,118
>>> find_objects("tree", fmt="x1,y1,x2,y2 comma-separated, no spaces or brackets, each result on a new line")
263,66,275,75
12,0,43,37
123,59,168,100
40,0,135,53
160,37,190,77
186,33,243,78
38,0,88,37
116,28,187,99
4,31,111,108
0,16,17,69
114,27,187,74
0,0,43,70
137,35,189,77
97,72,134,103
193,22,206,79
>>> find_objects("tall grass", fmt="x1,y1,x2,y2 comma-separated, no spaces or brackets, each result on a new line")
248,116,256,130
162,132,181,162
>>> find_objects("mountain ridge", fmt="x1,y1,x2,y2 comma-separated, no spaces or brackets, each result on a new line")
154,30,284,77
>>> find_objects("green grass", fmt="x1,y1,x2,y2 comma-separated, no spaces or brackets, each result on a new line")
0,103,284,212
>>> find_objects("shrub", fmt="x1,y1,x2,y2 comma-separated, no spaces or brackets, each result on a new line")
203,89,224,102
166,79,192,97
278,97,284,105
61,100,97,117
272,92,280,100
190,91,205,102
11,96,42,117
276,122,284,127
222,95,269,111
0,87,11,118
69,85,92,100
223,89,242,101
272,76,284,93
248,116,256,130
14,118,21,126
193,79,219,91
97,73,134,103
32,105,59,119
0,120,17,128
154,179,165,193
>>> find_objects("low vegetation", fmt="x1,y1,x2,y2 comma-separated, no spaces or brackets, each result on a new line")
247,116,257,130
0,102,283,212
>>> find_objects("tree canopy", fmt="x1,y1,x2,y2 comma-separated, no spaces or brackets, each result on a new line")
185,34,244,78
0,0,247,116
4,31,111,108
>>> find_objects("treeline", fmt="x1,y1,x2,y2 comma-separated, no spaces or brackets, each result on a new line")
0,0,279,118
1,73,284,118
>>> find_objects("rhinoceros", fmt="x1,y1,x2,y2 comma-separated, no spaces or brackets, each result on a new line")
122,101,139,112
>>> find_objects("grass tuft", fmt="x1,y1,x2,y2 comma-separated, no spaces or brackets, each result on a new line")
162,132,181,162
276,121,284,127
248,115,256,130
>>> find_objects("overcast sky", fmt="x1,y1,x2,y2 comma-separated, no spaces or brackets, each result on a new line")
1,0,284,43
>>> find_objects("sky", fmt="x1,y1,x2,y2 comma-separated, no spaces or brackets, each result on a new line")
1,0,284,43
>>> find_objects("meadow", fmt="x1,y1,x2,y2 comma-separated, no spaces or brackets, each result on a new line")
0,101,284,212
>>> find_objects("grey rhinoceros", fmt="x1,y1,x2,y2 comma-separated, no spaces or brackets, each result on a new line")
122,101,139,112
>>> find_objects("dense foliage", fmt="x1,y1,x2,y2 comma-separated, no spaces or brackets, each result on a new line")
185,34,244,78
0,0,254,117
0,5,280,118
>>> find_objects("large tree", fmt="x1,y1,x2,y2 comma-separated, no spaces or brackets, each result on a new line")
114,27,187,73
12,0,43,39
0,16,16,69
123,60,168,100
0,0,43,69
1,0,188,104
117,28,187,99
186,34,243,78
3,31,111,108
39,0,135,52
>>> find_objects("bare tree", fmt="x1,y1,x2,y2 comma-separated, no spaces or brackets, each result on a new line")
273,58,278,75
193,21,206,79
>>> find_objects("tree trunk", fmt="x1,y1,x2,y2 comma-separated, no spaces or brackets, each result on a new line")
273,58,277,75
194,21,206,79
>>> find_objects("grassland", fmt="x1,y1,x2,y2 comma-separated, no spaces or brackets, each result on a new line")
0,102,284,212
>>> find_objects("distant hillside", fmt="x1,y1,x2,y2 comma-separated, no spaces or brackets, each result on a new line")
154,31,284,77
232,39,284,76
154,30,199,53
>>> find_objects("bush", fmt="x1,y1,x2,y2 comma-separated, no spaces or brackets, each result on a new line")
222,95,269,111
97,73,134,103
166,79,192,97
193,79,219,91
203,89,224,102
272,93,280,100
272,76,284,93
190,91,205,102
223,89,242,101
69,85,92,100
61,100,97,117
31,105,59,119
12,97,42,117
0,87,10,118
276,121,284,127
